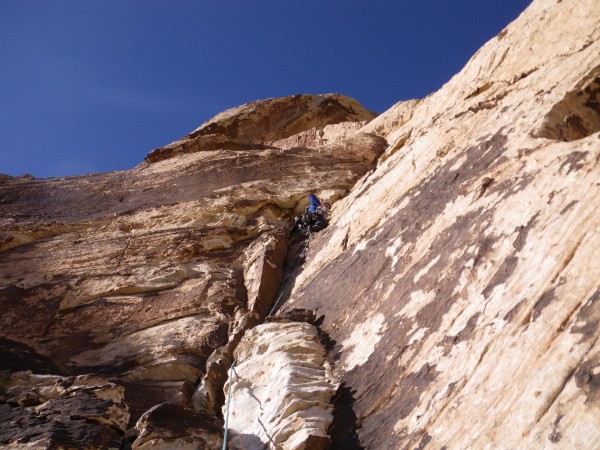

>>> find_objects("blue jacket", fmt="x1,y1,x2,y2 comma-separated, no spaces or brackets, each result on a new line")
306,194,321,213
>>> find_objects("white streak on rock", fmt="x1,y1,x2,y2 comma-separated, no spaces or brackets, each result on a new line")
341,312,387,371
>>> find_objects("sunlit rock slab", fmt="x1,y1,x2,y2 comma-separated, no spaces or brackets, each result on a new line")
286,0,600,448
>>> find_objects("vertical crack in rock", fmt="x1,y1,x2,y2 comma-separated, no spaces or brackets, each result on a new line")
191,224,289,416
328,383,364,450
192,230,340,450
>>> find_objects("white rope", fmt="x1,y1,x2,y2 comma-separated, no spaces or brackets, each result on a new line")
267,290,286,317
222,360,236,450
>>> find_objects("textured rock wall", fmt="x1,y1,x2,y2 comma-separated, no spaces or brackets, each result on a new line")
284,0,600,448
224,320,334,450
0,372,129,449
0,94,385,448
145,93,376,163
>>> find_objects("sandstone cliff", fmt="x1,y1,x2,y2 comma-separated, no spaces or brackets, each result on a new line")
0,93,383,448
1,0,599,448
285,0,600,448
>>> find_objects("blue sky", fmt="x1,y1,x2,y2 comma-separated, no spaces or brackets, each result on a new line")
0,1,531,178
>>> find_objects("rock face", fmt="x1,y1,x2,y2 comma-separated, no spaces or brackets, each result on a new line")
224,321,334,450
0,372,129,449
132,402,223,450
145,93,376,163
283,0,600,448
1,1,599,448
0,93,385,448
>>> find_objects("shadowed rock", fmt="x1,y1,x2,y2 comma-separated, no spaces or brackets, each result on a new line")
132,402,223,449
0,372,129,449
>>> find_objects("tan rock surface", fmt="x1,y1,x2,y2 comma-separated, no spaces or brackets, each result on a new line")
224,321,335,450
145,93,376,162
0,133,384,378
284,0,600,448
271,120,370,150
0,95,384,447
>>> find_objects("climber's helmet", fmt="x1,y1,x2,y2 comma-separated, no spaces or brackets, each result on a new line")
319,202,331,214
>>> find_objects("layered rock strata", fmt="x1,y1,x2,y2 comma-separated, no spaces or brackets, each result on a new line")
0,371,129,449
145,93,376,163
0,94,385,448
132,403,223,450
284,0,600,448
223,321,335,450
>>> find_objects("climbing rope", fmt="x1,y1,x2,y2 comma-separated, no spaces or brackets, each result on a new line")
222,231,312,446
268,235,310,317
267,290,286,317
222,360,236,450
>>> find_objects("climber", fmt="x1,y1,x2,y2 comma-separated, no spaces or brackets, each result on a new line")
292,193,331,235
